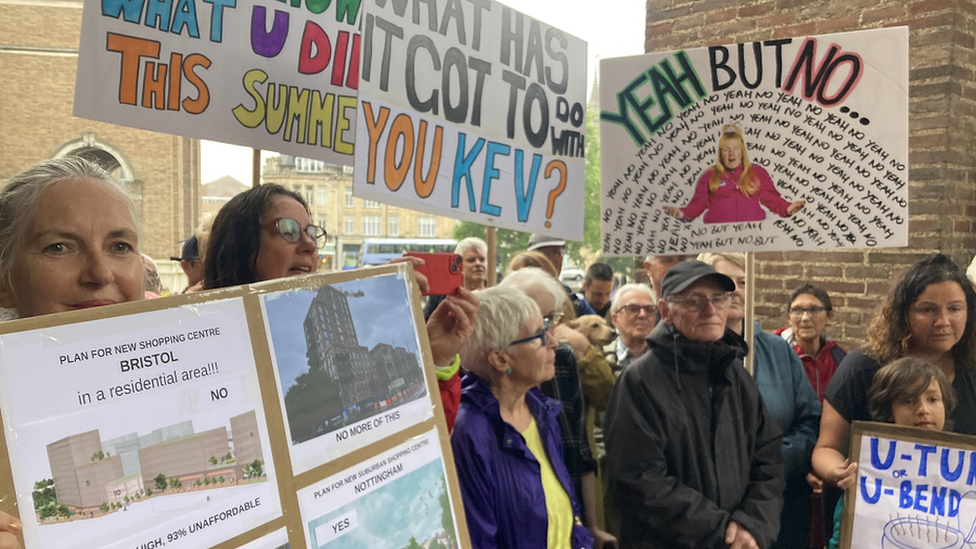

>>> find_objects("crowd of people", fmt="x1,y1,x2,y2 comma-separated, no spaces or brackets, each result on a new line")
0,156,972,549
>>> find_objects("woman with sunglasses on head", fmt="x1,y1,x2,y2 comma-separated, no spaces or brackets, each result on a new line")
452,285,594,549
204,184,476,430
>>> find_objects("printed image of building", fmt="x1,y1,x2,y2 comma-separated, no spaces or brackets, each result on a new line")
286,283,427,443
46,431,123,509
42,413,264,517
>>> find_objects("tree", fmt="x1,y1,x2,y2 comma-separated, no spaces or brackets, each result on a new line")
154,473,167,491
168,477,182,490
249,459,263,478
224,451,233,463
32,479,57,515
218,475,225,484
99,503,109,513
437,476,457,546
209,455,218,466
56,505,71,519
405,536,423,549
195,480,202,487
145,487,153,497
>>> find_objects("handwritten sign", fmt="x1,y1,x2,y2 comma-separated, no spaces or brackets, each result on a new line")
599,27,908,255
841,421,976,549
75,0,360,165
353,0,588,239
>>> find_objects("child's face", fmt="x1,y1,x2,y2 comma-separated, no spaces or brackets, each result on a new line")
891,379,946,430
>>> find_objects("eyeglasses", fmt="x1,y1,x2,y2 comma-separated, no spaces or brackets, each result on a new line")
789,306,826,317
265,218,327,246
543,311,564,327
667,293,732,312
620,304,657,317
508,318,551,347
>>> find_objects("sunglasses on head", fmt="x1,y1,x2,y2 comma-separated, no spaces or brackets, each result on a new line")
266,217,327,246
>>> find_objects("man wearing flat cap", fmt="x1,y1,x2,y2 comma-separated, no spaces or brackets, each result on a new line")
603,261,784,549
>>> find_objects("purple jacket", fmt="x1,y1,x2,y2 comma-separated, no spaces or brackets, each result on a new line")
681,164,791,223
451,375,593,549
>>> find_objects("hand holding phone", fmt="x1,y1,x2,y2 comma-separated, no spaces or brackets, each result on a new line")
404,252,464,296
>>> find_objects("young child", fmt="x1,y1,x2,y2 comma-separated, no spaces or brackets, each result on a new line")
827,356,957,548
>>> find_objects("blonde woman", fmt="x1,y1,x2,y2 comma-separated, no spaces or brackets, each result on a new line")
664,124,805,223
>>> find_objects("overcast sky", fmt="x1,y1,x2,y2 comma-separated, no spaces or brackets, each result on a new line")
200,0,646,184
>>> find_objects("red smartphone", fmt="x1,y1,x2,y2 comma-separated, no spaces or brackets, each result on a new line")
404,252,463,296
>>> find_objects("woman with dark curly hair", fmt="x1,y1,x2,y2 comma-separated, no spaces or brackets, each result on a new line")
812,254,976,491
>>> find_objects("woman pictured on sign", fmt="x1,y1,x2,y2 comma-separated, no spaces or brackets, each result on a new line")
451,285,593,549
813,254,976,487
0,156,149,548
663,123,806,224
203,184,476,430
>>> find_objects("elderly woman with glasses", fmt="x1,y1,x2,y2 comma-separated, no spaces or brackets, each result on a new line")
204,184,476,430
452,286,594,549
775,284,845,402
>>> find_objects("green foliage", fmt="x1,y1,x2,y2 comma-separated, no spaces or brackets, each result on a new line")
145,487,152,497
437,475,456,545
248,460,263,478
283,365,343,443
428,540,446,549
404,536,423,549
195,480,202,487
209,455,218,466
99,503,109,513
154,473,167,491
218,475,225,484
56,505,71,518
32,478,56,515
168,477,182,489
224,452,233,463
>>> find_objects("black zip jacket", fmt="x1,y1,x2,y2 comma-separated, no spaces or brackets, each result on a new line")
604,322,785,549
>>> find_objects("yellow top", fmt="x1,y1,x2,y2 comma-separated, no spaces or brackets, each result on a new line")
521,416,573,549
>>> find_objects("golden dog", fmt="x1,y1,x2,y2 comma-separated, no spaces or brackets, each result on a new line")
566,315,617,348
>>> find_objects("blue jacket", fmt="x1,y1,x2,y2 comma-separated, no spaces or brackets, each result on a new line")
753,323,822,549
451,375,593,549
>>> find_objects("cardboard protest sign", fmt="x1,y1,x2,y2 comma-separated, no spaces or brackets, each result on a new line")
75,0,360,166
0,264,469,549
600,27,908,255
354,0,588,239
841,421,976,549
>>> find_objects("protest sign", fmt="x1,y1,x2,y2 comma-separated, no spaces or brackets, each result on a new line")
354,0,588,239
297,429,460,549
259,273,433,475
74,0,360,166
841,421,976,549
600,27,908,255
0,264,469,549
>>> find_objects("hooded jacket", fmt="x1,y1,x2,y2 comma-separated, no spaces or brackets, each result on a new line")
603,322,785,549
451,375,594,549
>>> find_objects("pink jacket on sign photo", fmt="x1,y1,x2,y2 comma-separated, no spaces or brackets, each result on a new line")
680,165,792,224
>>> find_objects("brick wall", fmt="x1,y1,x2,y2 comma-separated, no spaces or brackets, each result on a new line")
646,0,976,350
0,0,200,259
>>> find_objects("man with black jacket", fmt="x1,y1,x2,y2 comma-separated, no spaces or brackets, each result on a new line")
603,261,784,549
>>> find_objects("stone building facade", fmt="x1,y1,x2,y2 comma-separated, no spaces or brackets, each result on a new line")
263,155,456,270
0,0,200,259
646,0,976,349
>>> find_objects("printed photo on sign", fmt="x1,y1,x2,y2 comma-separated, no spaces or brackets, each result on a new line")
842,422,976,549
297,430,458,549
0,299,281,549
75,0,361,165
354,0,588,239
261,272,432,474
600,27,908,255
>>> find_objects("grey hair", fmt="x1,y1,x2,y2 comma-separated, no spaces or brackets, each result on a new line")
500,267,566,311
697,252,745,270
0,156,139,293
454,237,487,257
460,286,540,379
610,283,655,314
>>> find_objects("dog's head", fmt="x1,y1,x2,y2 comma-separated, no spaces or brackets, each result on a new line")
566,315,617,347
